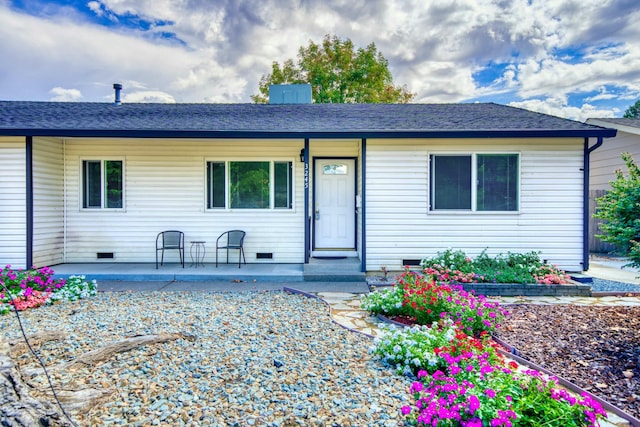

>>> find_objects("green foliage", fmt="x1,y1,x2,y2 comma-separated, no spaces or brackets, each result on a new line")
420,249,570,284
371,321,607,426
362,270,507,336
623,100,640,118
594,152,640,268
252,34,414,104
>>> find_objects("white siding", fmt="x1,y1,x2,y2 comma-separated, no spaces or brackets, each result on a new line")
32,138,64,267
589,129,640,190
63,139,306,263
0,137,26,268
365,138,585,272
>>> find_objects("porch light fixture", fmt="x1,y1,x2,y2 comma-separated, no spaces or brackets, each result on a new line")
299,148,305,163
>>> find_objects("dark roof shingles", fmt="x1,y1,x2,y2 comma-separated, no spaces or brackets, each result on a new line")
0,101,616,137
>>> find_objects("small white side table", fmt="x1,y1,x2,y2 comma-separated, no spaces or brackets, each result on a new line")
190,241,206,267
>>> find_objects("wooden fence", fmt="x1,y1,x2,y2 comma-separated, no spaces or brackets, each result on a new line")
589,189,620,254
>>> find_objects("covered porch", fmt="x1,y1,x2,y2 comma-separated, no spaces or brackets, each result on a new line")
50,257,366,283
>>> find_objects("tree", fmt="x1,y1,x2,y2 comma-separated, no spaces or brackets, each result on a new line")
594,152,640,269
252,34,414,104
624,100,640,118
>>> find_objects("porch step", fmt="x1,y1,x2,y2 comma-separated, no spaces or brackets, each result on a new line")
303,257,365,282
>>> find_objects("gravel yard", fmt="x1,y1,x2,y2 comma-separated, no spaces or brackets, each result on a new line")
4,283,640,426
1,291,412,426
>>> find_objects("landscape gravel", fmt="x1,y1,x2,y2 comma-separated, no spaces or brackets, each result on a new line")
590,278,640,293
0,291,413,426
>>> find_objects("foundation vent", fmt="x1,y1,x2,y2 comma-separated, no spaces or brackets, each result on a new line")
256,253,273,259
97,252,114,259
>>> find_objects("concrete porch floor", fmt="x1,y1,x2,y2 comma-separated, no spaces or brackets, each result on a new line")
50,257,366,283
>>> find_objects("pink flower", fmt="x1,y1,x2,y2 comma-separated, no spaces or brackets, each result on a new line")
401,405,412,415
468,395,480,414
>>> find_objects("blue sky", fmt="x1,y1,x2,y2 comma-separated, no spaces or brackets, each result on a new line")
1,0,639,121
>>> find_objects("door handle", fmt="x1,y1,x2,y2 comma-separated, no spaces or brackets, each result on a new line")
315,209,320,220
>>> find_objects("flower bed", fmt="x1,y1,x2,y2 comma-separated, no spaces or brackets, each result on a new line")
421,249,572,285
363,270,508,336
0,265,97,315
362,271,609,426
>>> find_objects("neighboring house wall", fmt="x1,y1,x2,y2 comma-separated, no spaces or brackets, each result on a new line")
32,137,65,266
590,128,640,189
62,138,307,264
0,137,27,268
365,138,585,272
587,119,640,253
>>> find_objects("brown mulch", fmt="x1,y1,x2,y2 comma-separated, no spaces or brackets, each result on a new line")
495,305,640,419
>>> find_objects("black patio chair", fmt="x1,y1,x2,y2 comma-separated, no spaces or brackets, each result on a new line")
155,230,185,269
216,230,246,268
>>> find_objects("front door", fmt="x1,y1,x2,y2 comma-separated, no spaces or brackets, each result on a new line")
314,159,356,250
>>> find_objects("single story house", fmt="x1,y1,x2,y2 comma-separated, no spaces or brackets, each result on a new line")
585,118,640,253
0,93,616,274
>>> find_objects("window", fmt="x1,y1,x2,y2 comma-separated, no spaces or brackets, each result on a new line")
207,161,293,209
322,163,348,175
82,160,123,209
430,154,518,211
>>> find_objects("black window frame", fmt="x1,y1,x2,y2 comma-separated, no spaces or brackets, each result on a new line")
429,153,519,212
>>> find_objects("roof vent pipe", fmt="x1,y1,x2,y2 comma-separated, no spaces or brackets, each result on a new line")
113,83,122,105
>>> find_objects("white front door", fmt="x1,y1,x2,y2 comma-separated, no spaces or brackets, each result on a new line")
314,159,356,250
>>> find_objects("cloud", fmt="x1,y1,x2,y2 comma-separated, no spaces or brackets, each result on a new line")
509,98,618,122
49,87,83,102
0,0,638,118
122,90,175,103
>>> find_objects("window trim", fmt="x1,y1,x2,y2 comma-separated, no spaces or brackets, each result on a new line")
80,158,125,211
429,152,520,213
205,159,295,211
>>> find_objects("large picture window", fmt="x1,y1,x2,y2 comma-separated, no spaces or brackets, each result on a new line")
430,154,518,211
82,160,123,209
207,161,293,209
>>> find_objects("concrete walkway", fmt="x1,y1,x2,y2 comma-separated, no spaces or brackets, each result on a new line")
589,254,640,285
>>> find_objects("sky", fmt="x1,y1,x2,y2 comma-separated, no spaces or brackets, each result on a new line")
1,0,639,121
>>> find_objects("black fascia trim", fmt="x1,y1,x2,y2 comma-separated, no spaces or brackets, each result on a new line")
361,138,366,274
26,136,33,268
0,128,618,139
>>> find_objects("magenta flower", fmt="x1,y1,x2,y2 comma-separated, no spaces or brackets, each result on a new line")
401,405,412,415
485,388,496,398
468,395,480,414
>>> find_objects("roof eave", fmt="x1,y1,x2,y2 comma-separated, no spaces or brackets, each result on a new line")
0,128,618,139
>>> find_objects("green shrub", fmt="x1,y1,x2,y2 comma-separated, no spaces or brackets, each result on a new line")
595,152,640,269
420,249,570,284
